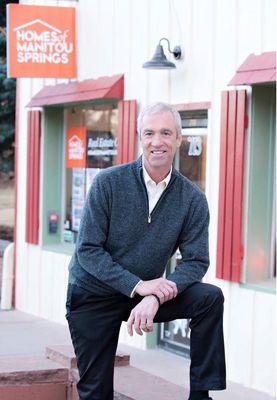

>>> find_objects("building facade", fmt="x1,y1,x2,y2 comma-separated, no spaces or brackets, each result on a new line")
13,0,276,396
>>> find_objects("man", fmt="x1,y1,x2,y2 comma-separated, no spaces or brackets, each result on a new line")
66,102,226,400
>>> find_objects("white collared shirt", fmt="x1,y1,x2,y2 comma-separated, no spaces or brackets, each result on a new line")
130,163,172,298
142,164,172,214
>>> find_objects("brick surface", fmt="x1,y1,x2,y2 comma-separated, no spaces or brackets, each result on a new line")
46,345,130,370
45,345,77,369
0,355,68,384
114,351,130,367
0,383,67,400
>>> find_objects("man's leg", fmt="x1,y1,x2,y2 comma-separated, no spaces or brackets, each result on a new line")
154,282,226,392
66,284,124,400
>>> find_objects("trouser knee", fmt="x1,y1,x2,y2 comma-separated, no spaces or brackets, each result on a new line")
208,284,224,303
201,284,225,311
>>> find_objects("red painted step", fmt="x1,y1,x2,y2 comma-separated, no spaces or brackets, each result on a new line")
0,355,68,400
45,344,130,369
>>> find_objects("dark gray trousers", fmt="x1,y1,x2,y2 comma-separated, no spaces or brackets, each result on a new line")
66,282,226,400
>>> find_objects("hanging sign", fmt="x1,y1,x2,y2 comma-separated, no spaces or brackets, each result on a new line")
66,127,86,168
7,4,76,78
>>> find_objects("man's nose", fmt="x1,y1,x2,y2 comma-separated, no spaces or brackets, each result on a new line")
151,133,163,146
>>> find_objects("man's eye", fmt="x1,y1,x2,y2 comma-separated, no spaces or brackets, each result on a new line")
163,131,171,136
144,131,152,136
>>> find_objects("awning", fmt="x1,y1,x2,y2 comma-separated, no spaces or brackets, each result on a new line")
27,74,124,107
228,52,276,86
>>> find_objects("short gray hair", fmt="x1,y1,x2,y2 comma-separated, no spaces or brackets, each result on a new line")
137,102,182,136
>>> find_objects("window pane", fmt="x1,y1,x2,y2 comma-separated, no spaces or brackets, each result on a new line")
244,85,276,284
178,135,207,192
63,105,118,243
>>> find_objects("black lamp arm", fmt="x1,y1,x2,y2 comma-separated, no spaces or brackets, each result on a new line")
158,38,181,60
159,38,172,53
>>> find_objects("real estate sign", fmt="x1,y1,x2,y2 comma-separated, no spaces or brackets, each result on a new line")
66,127,86,169
7,4,76,78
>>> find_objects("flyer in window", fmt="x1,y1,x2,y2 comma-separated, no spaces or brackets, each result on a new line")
72,199,84,231
86,130,117,169
72,168,86,201
86,168,100,195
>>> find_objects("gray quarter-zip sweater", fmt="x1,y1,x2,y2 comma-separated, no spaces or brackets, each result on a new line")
68,156,210,297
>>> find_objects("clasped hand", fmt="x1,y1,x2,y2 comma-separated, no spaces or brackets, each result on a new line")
127,278,177,336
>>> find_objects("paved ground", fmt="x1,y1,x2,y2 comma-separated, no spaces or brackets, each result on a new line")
0,310,274,400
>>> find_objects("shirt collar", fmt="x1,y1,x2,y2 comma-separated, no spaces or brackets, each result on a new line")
142,162,172,187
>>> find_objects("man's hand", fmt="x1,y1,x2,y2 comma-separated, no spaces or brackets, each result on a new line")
135,278,177,304
127,296,159,336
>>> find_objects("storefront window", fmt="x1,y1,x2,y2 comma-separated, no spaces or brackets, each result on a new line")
63,104,118,243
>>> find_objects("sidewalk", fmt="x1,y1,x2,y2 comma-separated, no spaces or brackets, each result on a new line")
0,309,274,400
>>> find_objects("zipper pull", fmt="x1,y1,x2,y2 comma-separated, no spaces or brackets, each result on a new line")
148,214,151,224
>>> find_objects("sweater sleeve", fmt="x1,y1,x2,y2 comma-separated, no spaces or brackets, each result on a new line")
166,191,210,293
75,174,141,297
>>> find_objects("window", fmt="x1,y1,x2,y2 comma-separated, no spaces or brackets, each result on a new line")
242,85,276,289
63,104,118,244
41,99,136,249
177,110,208,192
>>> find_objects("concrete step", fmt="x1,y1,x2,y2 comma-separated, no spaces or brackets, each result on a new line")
0,355,68,385
0,347,188,400
0,355,69,400
47,347,186,400
67,369,134,400
114,365,188,400
45,344,130,369
0,383,67,400
0,353,134,400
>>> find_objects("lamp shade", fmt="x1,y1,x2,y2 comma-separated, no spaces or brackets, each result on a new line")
142,45,176,69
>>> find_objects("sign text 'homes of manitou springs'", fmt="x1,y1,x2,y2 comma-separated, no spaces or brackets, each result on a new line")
7,4,76,78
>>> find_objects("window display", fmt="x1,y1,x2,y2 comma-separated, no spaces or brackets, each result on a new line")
63,105,118,243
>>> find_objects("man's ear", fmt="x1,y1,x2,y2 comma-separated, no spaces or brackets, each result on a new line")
177,134,182,147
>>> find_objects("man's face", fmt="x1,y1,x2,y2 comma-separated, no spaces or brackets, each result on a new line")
140,111,182,172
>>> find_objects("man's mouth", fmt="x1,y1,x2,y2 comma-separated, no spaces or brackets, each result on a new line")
151,150,166,154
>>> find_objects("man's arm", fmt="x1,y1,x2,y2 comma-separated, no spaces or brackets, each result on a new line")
76,174,141,297
166,191,210,293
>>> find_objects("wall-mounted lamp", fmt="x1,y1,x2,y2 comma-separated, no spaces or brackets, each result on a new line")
142,38,182,70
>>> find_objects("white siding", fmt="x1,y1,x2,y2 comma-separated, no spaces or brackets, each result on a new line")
15,0,276,395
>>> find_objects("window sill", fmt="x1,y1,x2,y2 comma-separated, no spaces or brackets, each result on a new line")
239,278,276,294
42,242,75,255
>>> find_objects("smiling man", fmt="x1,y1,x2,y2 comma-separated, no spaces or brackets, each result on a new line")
66,102,226,400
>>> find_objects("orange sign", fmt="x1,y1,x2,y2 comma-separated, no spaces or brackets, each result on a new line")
66,128,86,168
7,4,76,78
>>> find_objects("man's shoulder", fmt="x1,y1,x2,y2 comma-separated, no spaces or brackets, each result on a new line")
96,159,139,182
99,161,134,176
173,169,206,201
